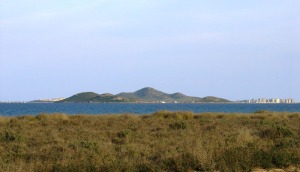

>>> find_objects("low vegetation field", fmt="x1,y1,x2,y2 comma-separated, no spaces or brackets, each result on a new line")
0,111,299,171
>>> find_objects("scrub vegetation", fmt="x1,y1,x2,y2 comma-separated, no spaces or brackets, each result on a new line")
0,111,299,172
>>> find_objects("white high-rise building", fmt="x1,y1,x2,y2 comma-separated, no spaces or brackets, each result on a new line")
246,98,295,104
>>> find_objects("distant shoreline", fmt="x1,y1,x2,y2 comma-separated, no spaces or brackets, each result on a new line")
1,102,299,104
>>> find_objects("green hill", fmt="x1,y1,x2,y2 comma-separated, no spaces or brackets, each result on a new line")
57,88,231,103
170,93,186,99
58,92,129,103
90,94,129,103
58,92,99,103
117,87,170,102
202,96,231,103
118,87,203,103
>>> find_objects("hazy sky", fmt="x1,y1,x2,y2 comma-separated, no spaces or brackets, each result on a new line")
0,0,299,102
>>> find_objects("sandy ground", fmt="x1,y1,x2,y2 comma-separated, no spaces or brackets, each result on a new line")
252,166,300,172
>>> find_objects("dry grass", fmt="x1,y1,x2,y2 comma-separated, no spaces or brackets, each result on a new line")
0,111,299,172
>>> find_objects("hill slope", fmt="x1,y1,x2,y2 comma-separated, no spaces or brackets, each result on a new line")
58,92,129,103
58,92,99,103
118,87,203,103
202,96,231,103
117,87,170,102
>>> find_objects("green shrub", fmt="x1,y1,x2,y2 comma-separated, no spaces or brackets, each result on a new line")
117,130,130,139
254,149,299,168
254,150,274,168
217,146,255,172
259,124,295,139
112,130,131,145
169,121,188,130
275,126,294,138
162,153,202,172
0,130,22,142
80,141,95,149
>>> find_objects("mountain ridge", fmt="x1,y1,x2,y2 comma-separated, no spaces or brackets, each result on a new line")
57,87,231,103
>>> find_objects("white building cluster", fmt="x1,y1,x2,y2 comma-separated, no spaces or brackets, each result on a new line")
38,98,65,102
247,98,294,104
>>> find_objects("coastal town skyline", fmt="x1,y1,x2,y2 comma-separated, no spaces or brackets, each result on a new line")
242,98,295,104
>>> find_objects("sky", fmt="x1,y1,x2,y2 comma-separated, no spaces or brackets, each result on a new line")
0,0,299,102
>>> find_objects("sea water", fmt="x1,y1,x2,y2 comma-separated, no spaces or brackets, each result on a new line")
0,103,300,116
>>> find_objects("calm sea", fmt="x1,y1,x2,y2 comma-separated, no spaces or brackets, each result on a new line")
0,103,300,116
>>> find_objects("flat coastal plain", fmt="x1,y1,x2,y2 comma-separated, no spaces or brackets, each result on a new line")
0,111,299,172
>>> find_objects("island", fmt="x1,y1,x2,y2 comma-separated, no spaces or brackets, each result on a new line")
57,87,231,103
